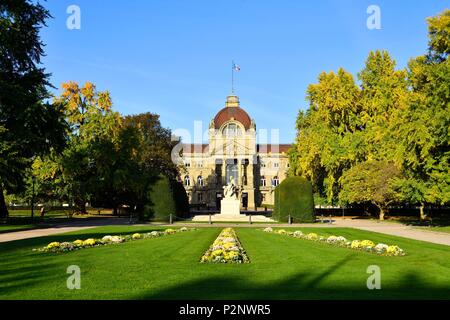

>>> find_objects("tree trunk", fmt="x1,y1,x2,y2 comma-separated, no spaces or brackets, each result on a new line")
74,198,87,214
419,204,427,220
0,185,9,218
379,207,385,221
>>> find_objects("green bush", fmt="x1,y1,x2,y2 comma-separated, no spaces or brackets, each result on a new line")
142,176,189,221
172,180,190,218
274,176,315,223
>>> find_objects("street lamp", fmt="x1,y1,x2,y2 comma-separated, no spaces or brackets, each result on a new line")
31,176,36,220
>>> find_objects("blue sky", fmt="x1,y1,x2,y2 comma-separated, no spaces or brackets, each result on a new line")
40,0,448,143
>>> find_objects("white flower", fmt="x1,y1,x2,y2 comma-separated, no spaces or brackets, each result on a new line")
327,236,338,243
293,231,303,238
150,231,160,237
111,236,124,243
374,243,389,253
101,235,113,243
263,227,273,233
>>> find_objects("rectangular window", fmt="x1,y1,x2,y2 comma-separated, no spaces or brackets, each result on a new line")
198,192,203,203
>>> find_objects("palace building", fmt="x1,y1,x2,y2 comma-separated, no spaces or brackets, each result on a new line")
181,94,291,210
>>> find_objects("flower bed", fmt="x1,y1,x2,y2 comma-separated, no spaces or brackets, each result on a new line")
262,228,405,256
200,228,250,264
34,227,195,253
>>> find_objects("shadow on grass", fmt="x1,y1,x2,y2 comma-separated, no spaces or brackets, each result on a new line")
134,269,450,300
394,218,450,228
0,260,63,295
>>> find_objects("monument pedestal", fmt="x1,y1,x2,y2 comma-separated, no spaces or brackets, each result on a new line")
220,198,240,216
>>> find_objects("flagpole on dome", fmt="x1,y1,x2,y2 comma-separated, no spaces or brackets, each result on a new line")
231,60,235,94
231,60,240,95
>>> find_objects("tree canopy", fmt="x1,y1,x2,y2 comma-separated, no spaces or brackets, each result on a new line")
0,0,66,218
289,9,450,220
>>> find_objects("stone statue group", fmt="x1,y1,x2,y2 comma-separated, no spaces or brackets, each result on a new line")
223,176,238,199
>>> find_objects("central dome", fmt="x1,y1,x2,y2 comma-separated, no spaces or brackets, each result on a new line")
213,95,252,130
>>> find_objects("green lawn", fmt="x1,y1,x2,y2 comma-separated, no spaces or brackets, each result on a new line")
8,209,71,218
7,208,112,218
0,224,39,234
0,226,449,300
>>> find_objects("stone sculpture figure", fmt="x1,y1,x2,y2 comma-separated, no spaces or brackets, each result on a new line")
223,176,237,199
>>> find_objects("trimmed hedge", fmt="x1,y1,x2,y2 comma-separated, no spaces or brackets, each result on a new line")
172,180,190,218
273,176,314,223
142,176,189,221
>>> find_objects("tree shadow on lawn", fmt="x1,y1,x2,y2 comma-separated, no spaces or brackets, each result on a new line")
0,227,192,298
394,216,450,228
134,269,450,300
0,260,64,296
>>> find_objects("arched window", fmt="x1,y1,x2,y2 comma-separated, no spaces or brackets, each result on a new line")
184,175,190,187
272,176,279,187
260,176,266,187
222,123,243,137
197,175,204,187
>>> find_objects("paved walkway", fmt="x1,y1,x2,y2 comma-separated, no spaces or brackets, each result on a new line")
0,218,130,243
1,217,449,246
332,218,450,246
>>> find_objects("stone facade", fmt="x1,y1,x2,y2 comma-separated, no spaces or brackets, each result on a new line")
180,95,291,210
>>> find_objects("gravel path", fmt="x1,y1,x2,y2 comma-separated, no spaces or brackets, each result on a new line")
0,218,130,243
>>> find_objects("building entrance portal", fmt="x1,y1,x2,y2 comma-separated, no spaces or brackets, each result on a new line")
226,159,238,185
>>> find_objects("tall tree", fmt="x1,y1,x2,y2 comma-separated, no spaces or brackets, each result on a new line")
289,68,362,203
54,82,120,213
392,9,450,218
339,161,402,220
0,1,66,218
358,50,409,162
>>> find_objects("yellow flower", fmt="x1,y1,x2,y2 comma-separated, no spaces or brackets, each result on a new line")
386,245,404,256
47,242,60,249
73,240,84,246
351,240,361,249
361,240,375,248
225,251,238,260
306,233,318,240
223,242,235,249
164,229,176,235
83,238,96,246
132,233,142,239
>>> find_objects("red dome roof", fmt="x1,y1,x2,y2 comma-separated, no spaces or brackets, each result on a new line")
213,106,252,130
213,95,252,130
